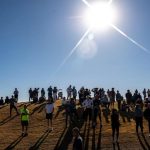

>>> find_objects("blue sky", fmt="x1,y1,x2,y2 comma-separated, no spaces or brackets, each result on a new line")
0,0,150,101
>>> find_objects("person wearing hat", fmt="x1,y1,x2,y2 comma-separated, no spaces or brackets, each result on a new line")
20,104,29,136
144,103,150,137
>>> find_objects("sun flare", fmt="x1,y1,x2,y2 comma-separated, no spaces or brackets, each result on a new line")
84,2,117,30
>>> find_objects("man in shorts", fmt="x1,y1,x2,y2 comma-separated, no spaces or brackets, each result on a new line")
20,104,29,136
45,98,54,130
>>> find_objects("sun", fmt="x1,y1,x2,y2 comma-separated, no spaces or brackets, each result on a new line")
84,2,117,30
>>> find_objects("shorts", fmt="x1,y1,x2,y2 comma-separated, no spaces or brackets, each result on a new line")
21,121,29,126
46,113,53,120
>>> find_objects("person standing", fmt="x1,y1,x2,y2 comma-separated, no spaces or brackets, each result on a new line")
144,103,150,137
20,104,29,136
45,98,54,130
134,104,143,133
14,88,19,102
10,95,19,117
72,127,83,150
116,90,122,110
28,88,33,102
111,109,120,143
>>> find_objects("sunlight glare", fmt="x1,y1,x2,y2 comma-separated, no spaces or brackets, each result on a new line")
84,2,117,30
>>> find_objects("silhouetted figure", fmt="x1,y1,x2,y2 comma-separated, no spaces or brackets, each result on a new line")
10,95,19,117
33,88,39,103
5,96,10,104
67,85,72,99
20,104,29,136
125,90,132,105
14,88,19,102
0,97,4,105
92,95,101,128
143,88,147,100
47,86,53,99
72,86,77,100
72,127,83,150
116,91,122,110
134,104,143,133
41,88,45,98
28,88,33,102
110,88,116,108
53,87,58,101
144,103,150,137
82,96,93,123
111,109,120,143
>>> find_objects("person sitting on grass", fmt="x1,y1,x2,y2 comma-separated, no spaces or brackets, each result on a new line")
20,104,29,136
45,98,54,131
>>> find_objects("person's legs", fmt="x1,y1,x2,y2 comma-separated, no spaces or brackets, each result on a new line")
112,126,115,143
22,124,24,135
14,105,19,115
116,126,119,142
135,118,139,133
10,106,12,117
139,117,143,132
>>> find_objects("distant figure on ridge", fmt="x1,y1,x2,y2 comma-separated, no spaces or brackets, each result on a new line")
14,88,19,102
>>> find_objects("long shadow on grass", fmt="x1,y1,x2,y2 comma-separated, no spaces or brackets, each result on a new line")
142,134,150,149
137,133,147,150
92,127,96,150
29,129,51,150
0,105,8,110
54,106,65,119
30,103,46,115
0,115,18,126
56,125,73,150
4,135,24,150
97,124,102,150
54,128,68,150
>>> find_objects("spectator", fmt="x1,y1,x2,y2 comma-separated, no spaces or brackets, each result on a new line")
14,88,19,102
47,86,53,99
45,98,54,130
10,95,19,117
5,96,10,104
28,88,33,102
0,97,4,105
143,103,150,137
72,127,83,150
134,104,143,133
111,109,120,143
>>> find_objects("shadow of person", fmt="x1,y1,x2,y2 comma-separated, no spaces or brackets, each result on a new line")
4,135,24,150
137,133,147,150
29,129,51,150
116,142,121,150
141,133,150,149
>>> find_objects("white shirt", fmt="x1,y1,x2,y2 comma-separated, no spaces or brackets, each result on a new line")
45,103,54,113
82,99,93,109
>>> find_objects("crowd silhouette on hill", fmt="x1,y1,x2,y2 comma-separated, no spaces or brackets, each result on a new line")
0,85,150,149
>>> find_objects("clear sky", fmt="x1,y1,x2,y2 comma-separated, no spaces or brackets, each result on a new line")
0,0,150,101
